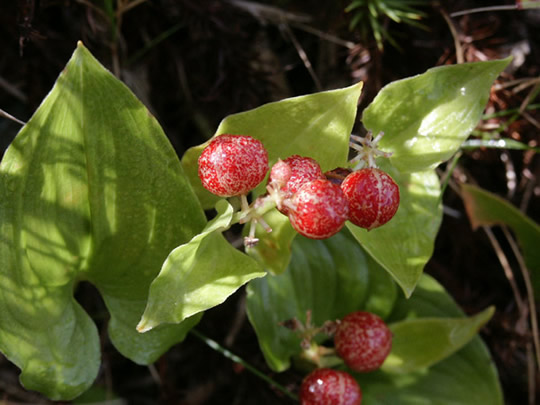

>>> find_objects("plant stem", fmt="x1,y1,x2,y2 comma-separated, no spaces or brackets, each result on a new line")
231,194,277,225
190,329,299,401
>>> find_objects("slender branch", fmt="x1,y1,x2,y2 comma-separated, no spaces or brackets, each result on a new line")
280,23,322,91
117,0,148,17
439,151,462,201
501,226,540,372
450,5,519,17
482,226,526,313
147,364,162,386
528,342,537,405
228,0,311,24
74,0,109,19
493,77,540,92
190,329,298,401
290,22,355,49
440,9,464,64
0,108,26,126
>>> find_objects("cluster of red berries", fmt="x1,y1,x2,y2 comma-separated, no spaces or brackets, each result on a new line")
198,134,400,243
299,311,392,405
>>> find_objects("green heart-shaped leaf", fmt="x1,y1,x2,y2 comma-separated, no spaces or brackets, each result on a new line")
347,163,442,296
246,231,393,372
182,83,363,208
247,233,502,405
0,43,206,399
358,275,503,405
382,306,494,373
138,199,266,332
363,58,510,172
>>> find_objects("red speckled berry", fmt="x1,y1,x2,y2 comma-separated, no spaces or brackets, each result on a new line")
268,155,325,215
341,168,399,230
198,134,269,197
288,179,349,240
269,155,324,195
300,368,362,405
269,159,292,188
334,311,392,373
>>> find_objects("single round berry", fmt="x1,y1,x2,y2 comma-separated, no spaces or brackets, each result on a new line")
268,155,325,215
334,311,392,373
198,134,269,197
288,179,349,240
269,159,293,188
340,168,400,230
300,368,362,405
269,155,324,195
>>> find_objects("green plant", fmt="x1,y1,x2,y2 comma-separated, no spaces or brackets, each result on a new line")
346,0,428,49
0,42,516,403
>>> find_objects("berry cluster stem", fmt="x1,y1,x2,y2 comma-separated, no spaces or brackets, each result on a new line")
232,194,277,248
349,131,392,170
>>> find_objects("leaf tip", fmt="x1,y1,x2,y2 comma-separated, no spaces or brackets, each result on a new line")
501,55,513,66
402,287,414,299
77,40,85,49
396,278,417,298
136,319,154,333
483,305,496,321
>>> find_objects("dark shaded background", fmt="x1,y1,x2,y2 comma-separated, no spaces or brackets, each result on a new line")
0,0,539,404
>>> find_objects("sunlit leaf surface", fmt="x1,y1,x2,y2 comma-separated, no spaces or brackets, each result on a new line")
181,83,362,208
363,58,510,172
138,200,265,332
247,234,502,404
0,43,206,399
347,163,442,296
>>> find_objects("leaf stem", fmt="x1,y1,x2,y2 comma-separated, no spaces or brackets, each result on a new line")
439,151,462,202
232,194,279,232
190,329,299,401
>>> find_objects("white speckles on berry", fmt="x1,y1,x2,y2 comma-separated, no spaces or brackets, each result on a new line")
288,179,349,240
268,155,325,215
341,168,399,230
198,134,269,197
334,311,392,373
269,159,292,188
273,155,324,195
300,368,362,405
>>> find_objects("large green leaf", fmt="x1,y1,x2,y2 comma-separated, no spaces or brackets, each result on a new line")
0,43,206,399
246,231,395,372
347,163,442,296
358,276,503,405
358,336,502,405
362,58,510,173
181,83,363,208
382,306,494,373
247,234,502,404
461,183,540,295
137,199,266,332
